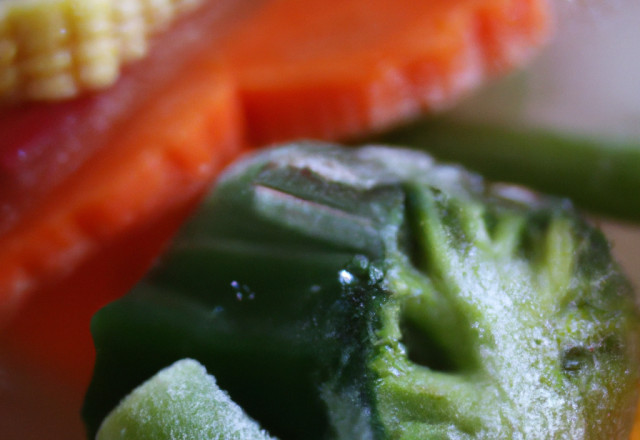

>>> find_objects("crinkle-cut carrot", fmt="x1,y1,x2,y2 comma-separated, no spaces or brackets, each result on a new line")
0,57,243,325
0,200,202,389
219,0,551,145
0,0,249,323
0,0,247,237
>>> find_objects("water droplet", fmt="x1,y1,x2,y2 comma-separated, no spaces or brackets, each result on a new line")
339,270,354,285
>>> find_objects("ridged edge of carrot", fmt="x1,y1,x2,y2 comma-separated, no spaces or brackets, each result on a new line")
0,59,244,324
0,198,207,388
231,0,552,145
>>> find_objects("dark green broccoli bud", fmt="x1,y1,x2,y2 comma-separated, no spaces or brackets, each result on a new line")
83,143,640,440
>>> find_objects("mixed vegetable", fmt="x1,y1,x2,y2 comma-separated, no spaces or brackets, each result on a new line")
0,0,639,438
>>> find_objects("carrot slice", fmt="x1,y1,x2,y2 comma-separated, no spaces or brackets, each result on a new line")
0,1,249,386
0,198,204,388
0,56,243,325
219,0,552,145
0,0,249,236
631,396,640,440
0,58,243,386
0,0,249,324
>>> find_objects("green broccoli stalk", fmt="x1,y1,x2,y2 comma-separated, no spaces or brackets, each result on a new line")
83,143,640,440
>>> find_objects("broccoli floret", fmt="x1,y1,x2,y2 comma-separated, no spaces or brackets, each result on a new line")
83,143,640,440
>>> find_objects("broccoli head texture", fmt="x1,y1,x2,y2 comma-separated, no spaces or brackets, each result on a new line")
84,143,640,440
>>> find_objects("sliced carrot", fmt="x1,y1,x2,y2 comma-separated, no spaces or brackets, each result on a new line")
0,0,249,380
0,0,250,324
0,55,244,325
0,0,249,237
0,0,249,384
631,399,640,440
219,0,551,145
0,198,204,389
0,57,243,386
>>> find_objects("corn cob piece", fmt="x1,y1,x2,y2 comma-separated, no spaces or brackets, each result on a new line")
0,0,203,102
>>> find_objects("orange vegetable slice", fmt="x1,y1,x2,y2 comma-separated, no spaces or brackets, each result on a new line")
0,199,204,388
0,0,247,324
0,54,243,326
219,0,552,145
631,399,640,440
0,56,243,386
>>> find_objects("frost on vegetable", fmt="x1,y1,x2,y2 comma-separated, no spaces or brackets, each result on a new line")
83,143,640,440
96,359,274,440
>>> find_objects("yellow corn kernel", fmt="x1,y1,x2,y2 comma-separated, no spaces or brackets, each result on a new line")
113,0,147,61
0,0,204,103
71,0,119,89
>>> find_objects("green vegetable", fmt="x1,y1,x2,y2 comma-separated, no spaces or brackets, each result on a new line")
96,359,274,440
374,117,640,222
83,142,640,440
